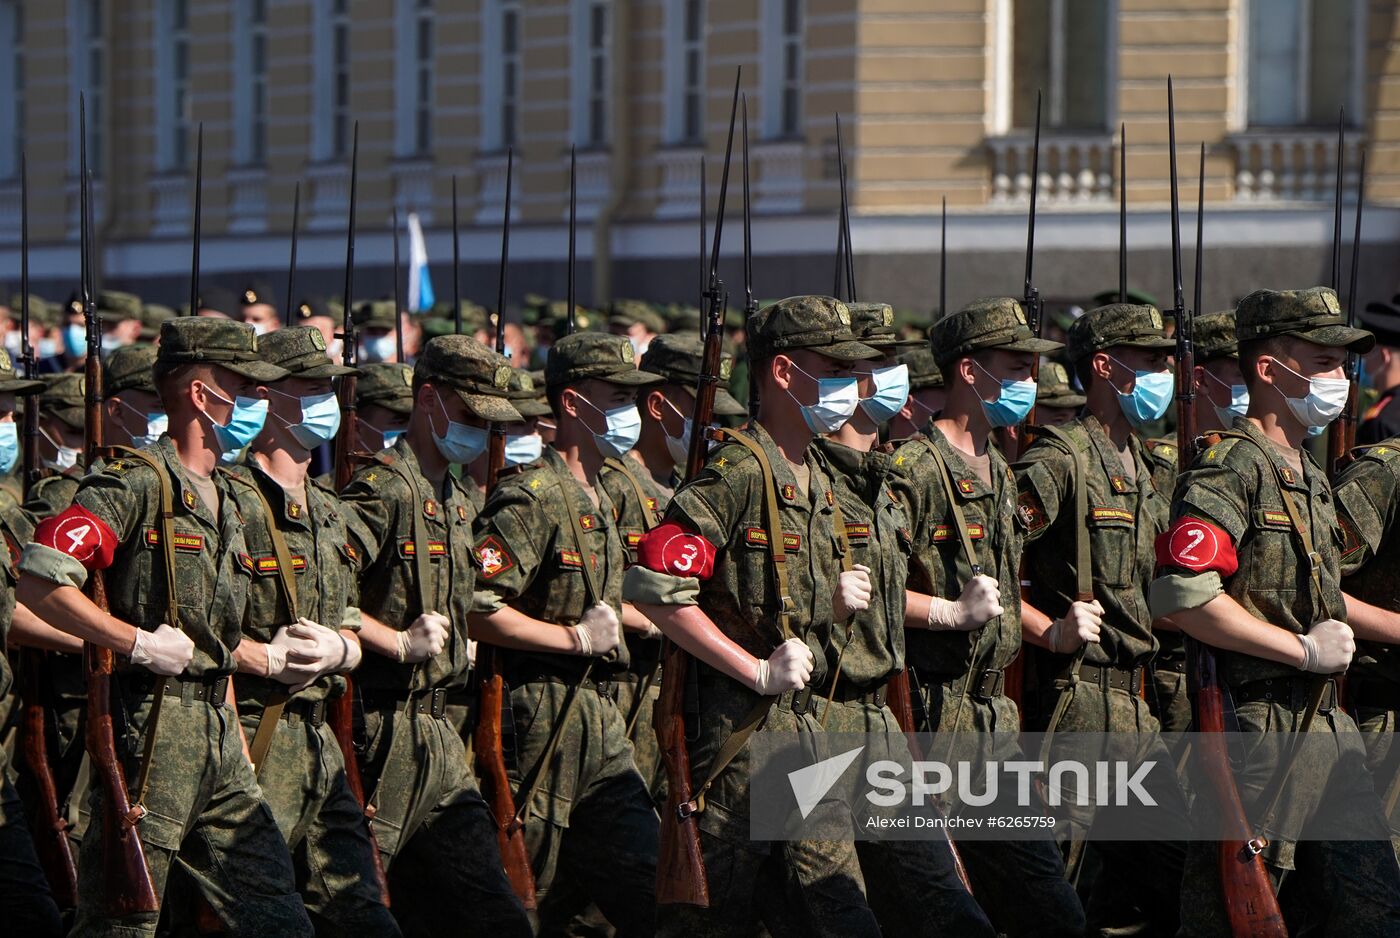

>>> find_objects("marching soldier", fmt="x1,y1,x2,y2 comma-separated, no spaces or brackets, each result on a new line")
468,331,661,934
1014,303,1190,933
1355,302,1400,446
812,300,999,937
336,334,532,936
887,345,944,442
1153,287,1400,933
626,295,888,938
17,317,314,937
1033,360,1085,429
222,326,399,935
32,374,85,478
889,297,1084,936
351,362,413,455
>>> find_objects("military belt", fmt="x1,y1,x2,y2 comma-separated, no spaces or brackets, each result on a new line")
361,687,449,720
1151,656,1187,676
130,673,229,707
1063,662,1142,696
507,662,622,700
937,667,1006,702
827,682,888,708
280,697,327,727
1347,675,1400,712
1233,676,1338,715
775,686,815,716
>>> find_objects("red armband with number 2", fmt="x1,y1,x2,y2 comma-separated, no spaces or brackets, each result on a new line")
636,522,716,581
34,504,118,571
1154,517,1238,577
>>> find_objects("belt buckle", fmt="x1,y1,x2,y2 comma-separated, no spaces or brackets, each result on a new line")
431,687,447,719
794,686,813,715
1317,679,1338,716
973,668,1002,701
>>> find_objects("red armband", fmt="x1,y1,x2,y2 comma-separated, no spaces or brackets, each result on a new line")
1154,517,1237,576
636,521,716,581
34,504,118,571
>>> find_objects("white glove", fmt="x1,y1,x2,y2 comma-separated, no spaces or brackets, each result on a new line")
1298,619,1354,674
1046,600,1104,654
752,637,815,695
285,618,360,672
572,604,620,657
926,574,1004,632
467,639,478,670
265,625,326,687
397,612,449,664
129,623,194,676
832,564,873,621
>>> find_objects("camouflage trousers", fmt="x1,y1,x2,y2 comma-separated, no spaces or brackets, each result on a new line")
1349,674,1400,858
815,688,997,938
1180,686,1400,937
0,743,63,937
359,695,532,938
658,670,880,938
614,671,666,805
507,678,659,936
71,680,313,938
914,675,1085,938
1030,675,1189,936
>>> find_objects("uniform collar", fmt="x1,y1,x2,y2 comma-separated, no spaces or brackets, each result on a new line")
1081,414,1143,493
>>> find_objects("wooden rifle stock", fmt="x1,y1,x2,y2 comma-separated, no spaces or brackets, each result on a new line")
16,650,77,907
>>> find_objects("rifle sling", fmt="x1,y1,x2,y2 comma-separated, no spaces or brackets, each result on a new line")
818,494,852,728
603,455,660,738
233,474,302,778
684,428,799,817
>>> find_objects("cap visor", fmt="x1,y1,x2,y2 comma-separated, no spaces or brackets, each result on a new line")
52,406,86,429
1112,336,1177,351
454,389,523,423
862,335,927,351
221,360,292,382
0,378,45,395
713,388,748,417
1003,337,1065,356
811,339,883,362
1292,324,1375,354
290,362,359,379
361,395,414,415
599,368,666,387
513,399,554,418
1038,394,1086,408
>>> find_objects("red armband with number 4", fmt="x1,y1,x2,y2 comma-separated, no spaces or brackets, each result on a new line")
34,504,118,571
1154,517,1238,577
636,521,716,581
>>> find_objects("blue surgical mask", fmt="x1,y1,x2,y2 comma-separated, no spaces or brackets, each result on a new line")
38,338,59,359
1203,369,1249,427
361,417,404,452
504,431,543,466
1356,356,1372,391
432,397,489,464
117,398,167,448
1109,356,1174,427
272,389,341,449
361,335,397,364
858,363,910,424
0,422,17,474
578,395,642,458
200,385,270,464
973,361,1037,429
39,426,80,472
786,362,861,434
63,323,87,358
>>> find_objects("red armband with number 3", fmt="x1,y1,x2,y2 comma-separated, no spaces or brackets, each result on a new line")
636,521,716,581
1154,517,1238,576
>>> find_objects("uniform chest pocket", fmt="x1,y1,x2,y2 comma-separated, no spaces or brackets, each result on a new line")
1086,507,1136,588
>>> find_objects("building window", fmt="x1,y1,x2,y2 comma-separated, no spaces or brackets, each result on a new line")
395,0,434,156
573,0,610,148
414,0,433,153
156,0,191,171
0,1,22,180
482,0,522,151
1011,0,1111,130
314,0,351,160
234,0,268,166
71,0,104,176
762,0,803,138
665,0,705,144
1245,0,1362,127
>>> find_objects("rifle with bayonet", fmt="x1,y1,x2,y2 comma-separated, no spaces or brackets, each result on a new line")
327,124,392,906
470,148,538,910
1165,79,1287,936
284,183,300,329
1017,92,1044,454
1329,133,1366,476
13,150,79,909
76,94,159,916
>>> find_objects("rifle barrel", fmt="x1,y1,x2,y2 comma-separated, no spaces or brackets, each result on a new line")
285,182,300,327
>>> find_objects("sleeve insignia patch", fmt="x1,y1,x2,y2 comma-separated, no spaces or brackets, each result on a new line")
845,523,871,540
1015,490,1047,533
144,530,205,552
475,535,514,579
744,528,802,551
399,539,448,559
626,532,642,547
1090,507,1135,524
932,523,985,541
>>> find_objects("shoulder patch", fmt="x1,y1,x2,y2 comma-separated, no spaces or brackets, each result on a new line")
475,535,515,579
1015,489,1047,533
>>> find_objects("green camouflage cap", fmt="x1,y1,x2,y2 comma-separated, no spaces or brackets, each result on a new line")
1235,286,1374,352
157,317,290,382
353,298,398,330
1092,287,1160,309
747,295,880,363
931,296,1063,368
546,332,664,389
1036,359,1085,408
663,303,702,333
609,299,668,334
104,344,159,398
139,303,175,340
1195,311,1239,361
545,301,598,334
0,348,43,395
1066,303,1176,363
847,302,924,350
97,289,143,323
415,334,522,423
418,316,459,342
897,346,943,390
639,333,746,417
431,299,488,334
259,326,357,379
39,373,86,428
356,362,415,415
505,367,552,419
9,293,56,329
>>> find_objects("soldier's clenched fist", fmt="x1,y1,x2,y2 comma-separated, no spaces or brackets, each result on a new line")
753,637,814,694
1047,600,1104,653
397,611,450,663
1298,618,1354,673
572,603,621,656
927,574,1004,631
129,622,195,676
832,563,873,620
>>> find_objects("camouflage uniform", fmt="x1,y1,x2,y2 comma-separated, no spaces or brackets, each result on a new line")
625,296,890,938
889,298,1084,937
338,336,531,937
471,332,660,934
0,349,62,936
1015,304,1189,933
1151,287,1400,935
18,318,313,937
221,328,398,935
